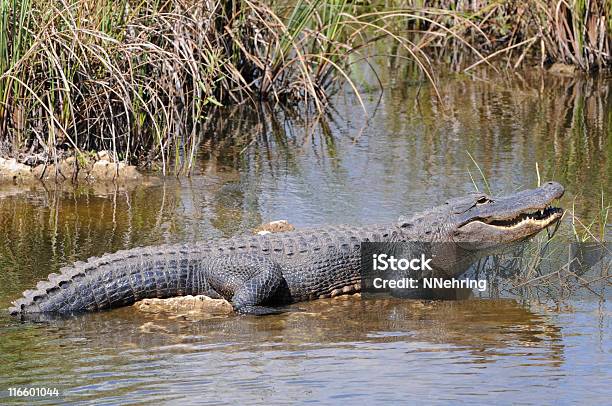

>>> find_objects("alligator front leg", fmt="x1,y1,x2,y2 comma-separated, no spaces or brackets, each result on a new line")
205,254,287,315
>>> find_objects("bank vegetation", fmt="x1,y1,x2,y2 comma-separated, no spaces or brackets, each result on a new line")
0,0,610,173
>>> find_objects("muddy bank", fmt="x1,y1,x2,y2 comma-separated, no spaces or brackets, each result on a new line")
253,220,295,234
134,295,234,316
0,151,142,184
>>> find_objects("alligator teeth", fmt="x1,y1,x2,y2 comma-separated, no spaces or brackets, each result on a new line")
477,205,562,229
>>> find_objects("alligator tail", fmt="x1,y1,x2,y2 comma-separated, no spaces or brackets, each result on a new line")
9,244,208,315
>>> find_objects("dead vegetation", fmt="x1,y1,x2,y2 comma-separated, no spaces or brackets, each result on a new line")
473,199,610,304
0,0,610,174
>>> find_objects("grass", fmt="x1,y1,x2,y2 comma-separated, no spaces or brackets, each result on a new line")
470,198,610,304
389,0,612,71
466,156,610,303
570,190,610,242
0,0,449,173
0,0,610,173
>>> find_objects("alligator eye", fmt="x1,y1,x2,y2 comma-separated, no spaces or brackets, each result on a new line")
476,196,490,205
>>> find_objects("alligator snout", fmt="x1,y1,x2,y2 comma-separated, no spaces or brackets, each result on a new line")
542,181,565,199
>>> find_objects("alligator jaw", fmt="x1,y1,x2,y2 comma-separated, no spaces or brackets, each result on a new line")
453,182,565,243
466,206,563,231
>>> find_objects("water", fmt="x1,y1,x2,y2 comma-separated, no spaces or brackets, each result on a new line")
0,69,610,404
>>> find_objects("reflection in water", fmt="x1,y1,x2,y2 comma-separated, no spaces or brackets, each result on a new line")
0,70,610,403
198,70,610,223
0,298,574,404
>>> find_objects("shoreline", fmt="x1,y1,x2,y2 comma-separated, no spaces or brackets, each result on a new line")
0,151,142,184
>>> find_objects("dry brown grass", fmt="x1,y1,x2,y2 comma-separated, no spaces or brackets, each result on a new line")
391,0,612,71
1,0,441,172
1,0,609,173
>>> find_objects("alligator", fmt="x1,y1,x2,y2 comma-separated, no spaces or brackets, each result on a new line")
9,182,564,316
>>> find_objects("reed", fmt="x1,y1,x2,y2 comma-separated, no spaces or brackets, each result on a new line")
394,0,612,71
1,0,610,173
0,0,447,172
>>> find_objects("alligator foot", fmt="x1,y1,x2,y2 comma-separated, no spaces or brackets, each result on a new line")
206,254,288,315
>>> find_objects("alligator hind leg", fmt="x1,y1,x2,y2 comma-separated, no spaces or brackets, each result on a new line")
205,254,287,315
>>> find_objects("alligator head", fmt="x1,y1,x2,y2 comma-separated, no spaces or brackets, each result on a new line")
396,182,564,274
399,181,564,245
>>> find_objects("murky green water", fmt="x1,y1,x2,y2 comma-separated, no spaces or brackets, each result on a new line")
0,70,610,404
